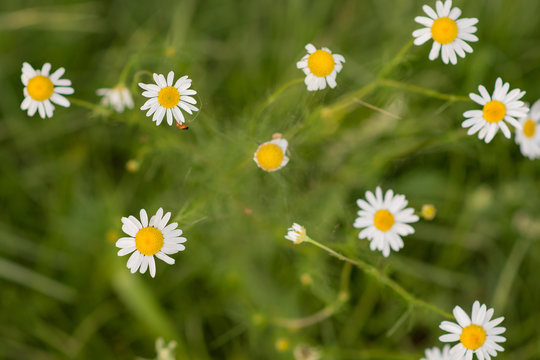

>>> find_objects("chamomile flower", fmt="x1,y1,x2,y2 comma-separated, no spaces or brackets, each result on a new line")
413,0,478,64
353,187,419,257
253,137,289,172
96,85,134,113
139,71,198,126
296,44,345,91
116,208,186,278
439,301,506,360
462,77,529,143
20,62,74,119
515,99,540,159
285,223,307,244
421,345,452,360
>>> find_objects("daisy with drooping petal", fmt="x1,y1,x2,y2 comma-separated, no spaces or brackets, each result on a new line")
285,223,307,244
413,0,478,64
462,77,529,143
421,345,452,360
515,99,540,159
96,85,134,113
20,62,74,119
139,71,198,126
439,301,506,360
116,208,187,278
353,187,419,257
253,137,289,172
296,44,345,91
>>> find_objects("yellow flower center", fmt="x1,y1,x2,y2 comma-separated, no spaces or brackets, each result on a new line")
523,119,536,138
482,100,507,123
158,86,180,109
373,209,395,232
256,143,284,171
307,50,335,77
460,324,487,350
135,227,164,256
27,75,54,101
431,17,458,44
421,204,437,221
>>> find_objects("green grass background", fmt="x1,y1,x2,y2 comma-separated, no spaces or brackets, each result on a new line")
0,0,539,359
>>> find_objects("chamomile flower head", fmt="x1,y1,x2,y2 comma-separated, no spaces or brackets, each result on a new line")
296,44,345,91
421,345,452,360
353,187,419,257
515,99,540,159
439,301,506,360
285,223,307,244
116,208,187,278
253,137,289,172
96,84,134,113
462,77,529,143
20,62,74,119
139,71,198,126
413,0,478,64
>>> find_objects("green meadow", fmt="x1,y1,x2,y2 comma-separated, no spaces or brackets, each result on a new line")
0,0,539,358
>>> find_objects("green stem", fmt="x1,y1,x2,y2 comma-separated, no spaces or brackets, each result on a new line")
253,77,304,119
70,97,103,111
379,79,470,102
271,262,352,330
304,238,453,319
378,39,414,79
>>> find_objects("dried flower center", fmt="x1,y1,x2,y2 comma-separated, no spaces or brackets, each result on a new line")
431,17,458,44
482,100,507,123
307,50,335,77
460,324,487,350
158,86,180,109
27,75,54,101
256,143,284,171
523,119,536,138
135,227,164,255
373,209,395,232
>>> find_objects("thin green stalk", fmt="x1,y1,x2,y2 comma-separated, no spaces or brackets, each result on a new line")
304,238,453,319
271,263,352,330
378,39,414,79
379,79,470,102
253,77,304,120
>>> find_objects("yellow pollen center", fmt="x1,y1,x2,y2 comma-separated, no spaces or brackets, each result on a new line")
135,227,164,256
307,50,335,77
482,100,507,123
256,143,284,171
431,17,458,44
373,209,395,232
158,86,180,109
27,75,54,101
523,119,536,138
460,324,487,350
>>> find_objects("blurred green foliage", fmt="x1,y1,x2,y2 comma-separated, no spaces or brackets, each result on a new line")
0,0,539,359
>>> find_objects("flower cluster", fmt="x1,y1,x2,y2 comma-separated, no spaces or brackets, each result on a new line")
17,0,529,357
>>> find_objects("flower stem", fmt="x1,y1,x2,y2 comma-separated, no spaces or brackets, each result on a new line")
379,79,470,102
304,238,453,319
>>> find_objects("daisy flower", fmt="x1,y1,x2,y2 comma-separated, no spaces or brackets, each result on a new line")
96,84,134,113
296,44,345,91
353,187,419,257
139,71,198,126
462,77,528,143
20,62,74,119
515,99,540,159
413,0,478,64
421,345,452,360
253,137,289,172
116,208,187,278
439,301,506,360
285,223,307,244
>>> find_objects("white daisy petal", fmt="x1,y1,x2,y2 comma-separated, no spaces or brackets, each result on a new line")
414,2,477,64
297,43,344,91
116,208,186,277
